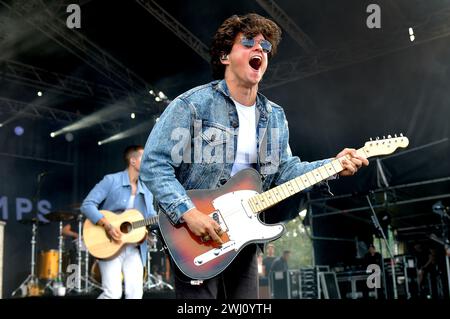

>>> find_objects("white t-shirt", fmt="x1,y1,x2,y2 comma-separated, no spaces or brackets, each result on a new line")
126,194,136,209
230,98,257,176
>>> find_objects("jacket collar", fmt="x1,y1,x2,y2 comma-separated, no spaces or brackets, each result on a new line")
214,79,272,120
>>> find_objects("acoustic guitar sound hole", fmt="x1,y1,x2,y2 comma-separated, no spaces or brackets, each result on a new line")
120,222,132,234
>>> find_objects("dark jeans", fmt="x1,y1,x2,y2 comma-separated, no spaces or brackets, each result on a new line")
172,244,259,299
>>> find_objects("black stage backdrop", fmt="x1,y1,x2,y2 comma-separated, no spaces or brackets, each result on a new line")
0,154,74,297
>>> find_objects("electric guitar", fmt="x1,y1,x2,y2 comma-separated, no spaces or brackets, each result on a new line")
158,135,410,280
83,209,158,259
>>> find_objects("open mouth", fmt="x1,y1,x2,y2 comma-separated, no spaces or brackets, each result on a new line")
249,56,262,70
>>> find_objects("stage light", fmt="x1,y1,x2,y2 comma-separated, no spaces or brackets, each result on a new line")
37,91,43,97
65,132,74,142
149,90,155,96
158,91,166,99
14,126,24,136
409,27,415,42
155,97,161,102
0,123,3,128
97,121,153,146
50,132,56,138
155,117,160,122
130,113,136,119
50,102,128,139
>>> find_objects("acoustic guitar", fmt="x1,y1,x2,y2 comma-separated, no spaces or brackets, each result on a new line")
83,209,158,259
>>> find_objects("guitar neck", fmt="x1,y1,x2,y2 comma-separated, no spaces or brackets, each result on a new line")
248,148,369,213
131,215,159,229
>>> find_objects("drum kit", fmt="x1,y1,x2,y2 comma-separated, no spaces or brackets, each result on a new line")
12,209,173,297
144,231,174,291
11,210,102,297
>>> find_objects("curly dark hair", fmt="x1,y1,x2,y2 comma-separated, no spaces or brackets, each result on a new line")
210,13,282,80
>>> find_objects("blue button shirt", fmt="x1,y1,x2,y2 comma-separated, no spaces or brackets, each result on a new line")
80,170,156,264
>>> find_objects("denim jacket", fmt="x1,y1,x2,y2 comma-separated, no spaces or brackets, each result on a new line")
80,170,156,264
140,79,331,225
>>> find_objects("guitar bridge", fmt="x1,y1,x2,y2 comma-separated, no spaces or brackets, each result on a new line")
194,241,236,266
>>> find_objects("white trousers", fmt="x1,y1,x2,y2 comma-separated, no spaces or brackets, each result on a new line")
97,245,144,299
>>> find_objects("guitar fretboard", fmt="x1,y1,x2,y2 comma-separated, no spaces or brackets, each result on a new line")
131,215,159,229
248,148,369,213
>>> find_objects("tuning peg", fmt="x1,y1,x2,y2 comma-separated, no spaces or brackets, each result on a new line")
388,134,392,138
394,134,397,138
370,137,373,141
376,136,379,140
383,135,386,139
400,133,403,137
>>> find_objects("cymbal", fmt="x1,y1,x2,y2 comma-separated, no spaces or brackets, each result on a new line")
68,202,81,210
44,211,76,222
18,217,48,226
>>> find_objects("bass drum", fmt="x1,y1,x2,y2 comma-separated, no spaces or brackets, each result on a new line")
90,260,147,286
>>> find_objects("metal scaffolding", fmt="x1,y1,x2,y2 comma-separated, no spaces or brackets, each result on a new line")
256,0,317,53
261,6,450,90
136,0,318,62
306,175,450,247
0,60,144,108
0,96,121,133
0,0,164,104
135,0,450,92
135,0,210,62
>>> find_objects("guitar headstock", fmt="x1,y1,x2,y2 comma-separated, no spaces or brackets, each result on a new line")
363,134,409,158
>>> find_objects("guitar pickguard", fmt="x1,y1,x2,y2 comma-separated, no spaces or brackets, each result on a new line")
193,190,284,267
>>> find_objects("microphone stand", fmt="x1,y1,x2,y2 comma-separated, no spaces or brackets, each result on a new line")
366,195,398,299
439,207,450,299
11,172,47,297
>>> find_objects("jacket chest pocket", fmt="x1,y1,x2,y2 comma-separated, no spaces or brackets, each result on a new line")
198,121,233,165
183,122,231,189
